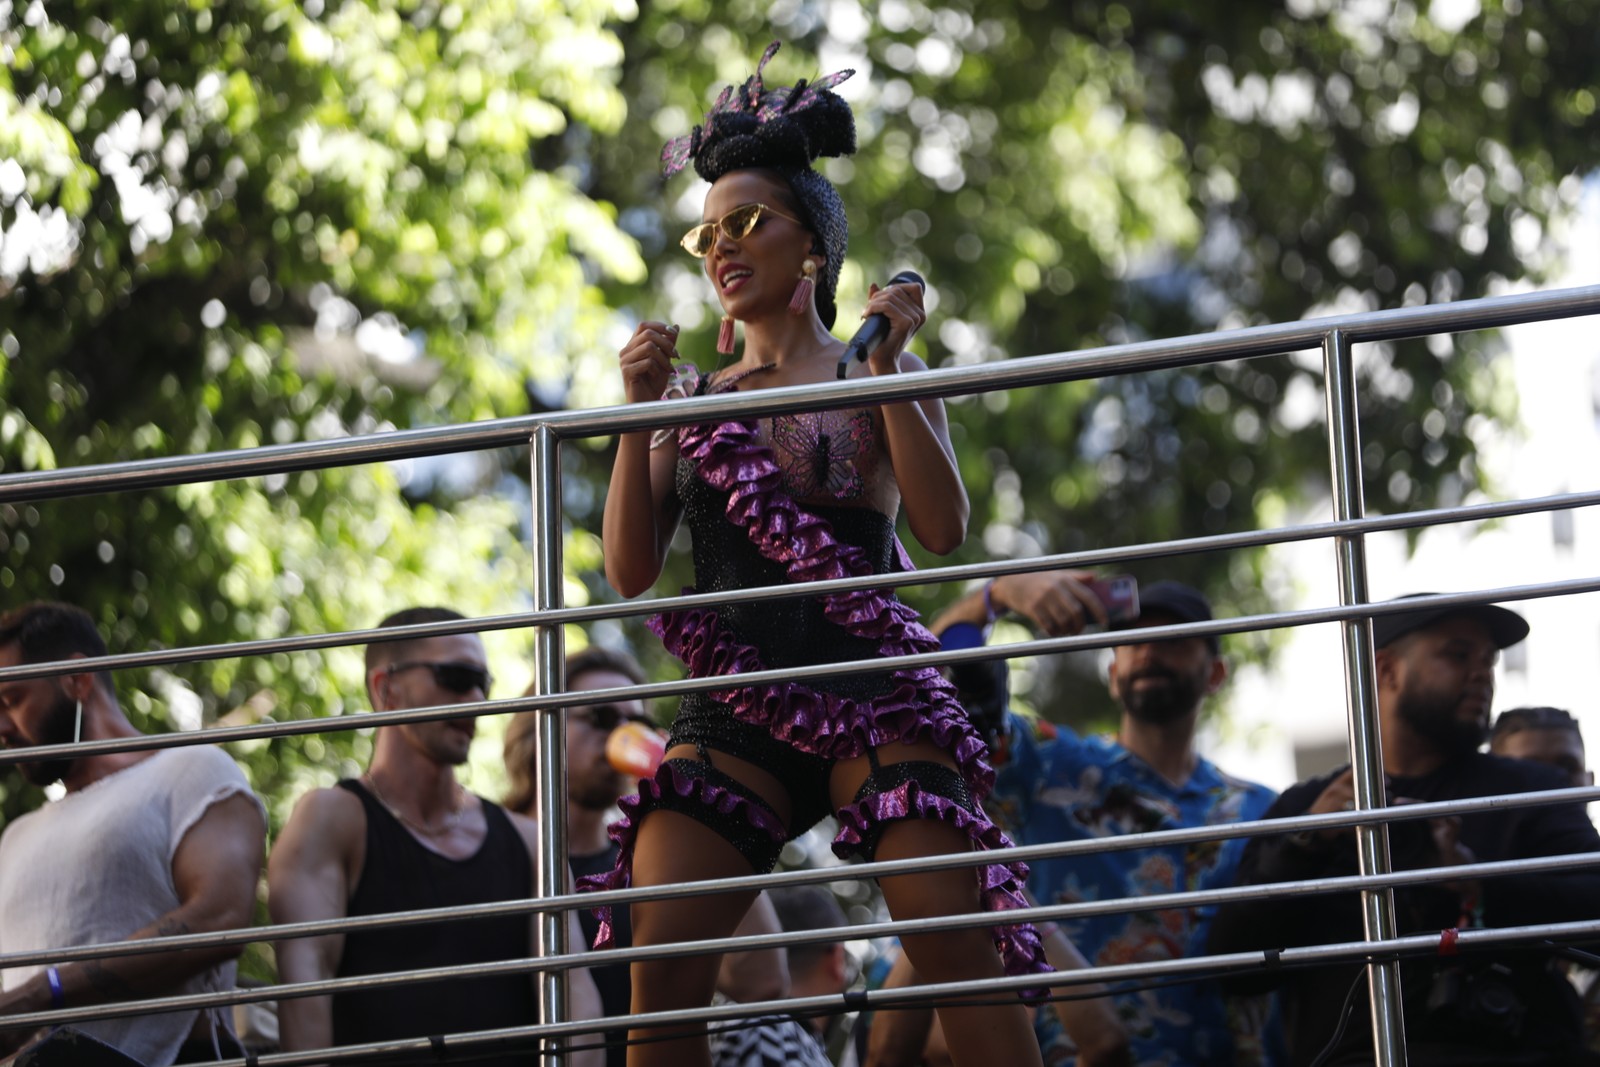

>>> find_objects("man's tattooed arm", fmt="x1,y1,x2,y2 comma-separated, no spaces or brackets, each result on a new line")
81,959,139,1001
155,916,193,938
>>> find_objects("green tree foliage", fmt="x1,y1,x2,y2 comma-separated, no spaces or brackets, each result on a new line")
1,0,1596,826
584,0,1596,721
0,0,637,828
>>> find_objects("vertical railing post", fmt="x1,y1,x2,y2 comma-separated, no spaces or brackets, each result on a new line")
529,423,569,1063
1322,327,1407,1065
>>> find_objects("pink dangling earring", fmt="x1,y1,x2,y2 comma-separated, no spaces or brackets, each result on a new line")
716,314,736,354
789,260,817,315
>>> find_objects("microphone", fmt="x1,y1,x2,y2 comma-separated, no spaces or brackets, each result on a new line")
836,270,926,379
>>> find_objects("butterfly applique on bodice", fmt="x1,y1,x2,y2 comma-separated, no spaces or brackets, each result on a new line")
761,406,876,504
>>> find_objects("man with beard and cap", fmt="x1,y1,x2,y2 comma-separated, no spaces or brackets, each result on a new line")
269,607,602,1067
0,601,266,1065
1209,596,1600,1067
503,647,790,1067
869,573,1276,1067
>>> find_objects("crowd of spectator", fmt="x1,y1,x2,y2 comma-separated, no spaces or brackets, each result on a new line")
0,584,1594,1066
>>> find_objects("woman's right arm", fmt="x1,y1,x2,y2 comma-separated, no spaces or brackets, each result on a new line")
603,320,686,597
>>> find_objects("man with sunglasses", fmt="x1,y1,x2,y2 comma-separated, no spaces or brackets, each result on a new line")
269,607,602,1066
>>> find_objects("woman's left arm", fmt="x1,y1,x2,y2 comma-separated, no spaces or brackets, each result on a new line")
863,281,969,554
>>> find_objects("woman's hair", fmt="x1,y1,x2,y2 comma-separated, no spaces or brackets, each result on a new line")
502,645,649,815
662,42,857,329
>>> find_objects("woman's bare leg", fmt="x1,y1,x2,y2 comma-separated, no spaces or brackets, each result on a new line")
833,744,1043,1067
625,747,793,1067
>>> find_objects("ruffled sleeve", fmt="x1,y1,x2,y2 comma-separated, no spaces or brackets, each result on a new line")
648,363,705,450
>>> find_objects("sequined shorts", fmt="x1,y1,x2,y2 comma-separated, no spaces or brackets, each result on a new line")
668,691,837,838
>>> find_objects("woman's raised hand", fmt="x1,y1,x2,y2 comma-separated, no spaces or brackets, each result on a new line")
619,321,681,404
860,280,927,376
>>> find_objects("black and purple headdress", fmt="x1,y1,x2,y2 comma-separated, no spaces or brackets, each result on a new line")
663,42,857,329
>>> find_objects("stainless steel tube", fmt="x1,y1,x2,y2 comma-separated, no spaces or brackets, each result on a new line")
5,577,1600,770
2,783,1596,973
28,917,1600,1067
5,849,1596,1036
1323,326,1407,1065
1,286,1596,504
2,481,1595,690
529,424,569,1062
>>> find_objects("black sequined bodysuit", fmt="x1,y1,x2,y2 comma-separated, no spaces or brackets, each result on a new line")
668,451,899,833
580,364,1046,984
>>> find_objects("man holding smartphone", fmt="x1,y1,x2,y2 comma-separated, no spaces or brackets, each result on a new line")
925,574,1281,1067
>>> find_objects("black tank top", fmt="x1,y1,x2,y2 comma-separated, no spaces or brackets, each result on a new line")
332,779,538,1064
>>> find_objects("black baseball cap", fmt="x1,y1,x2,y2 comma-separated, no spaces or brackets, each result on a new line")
1370,594,1530,650
1126,580,1219,652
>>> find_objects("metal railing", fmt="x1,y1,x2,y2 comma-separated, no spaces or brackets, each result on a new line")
1,282,1598,1067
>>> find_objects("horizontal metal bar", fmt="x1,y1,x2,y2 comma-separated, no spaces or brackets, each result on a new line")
0,286,1594,503
6,782,1596,975
4,577,1597,768
4,484,1597,688
25,913,1600,1066
6,847,1596,1035
537,285,1600,441
203,914,1600,1066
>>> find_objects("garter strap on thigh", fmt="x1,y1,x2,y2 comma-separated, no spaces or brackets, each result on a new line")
830,748,1051,993
573,749,789,947
651,750,789,875
845,748,976,861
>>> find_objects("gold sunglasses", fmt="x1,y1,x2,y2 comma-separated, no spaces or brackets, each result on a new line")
680,202,804,257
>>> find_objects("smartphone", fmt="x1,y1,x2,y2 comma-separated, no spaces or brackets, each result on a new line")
1084,575,1140,625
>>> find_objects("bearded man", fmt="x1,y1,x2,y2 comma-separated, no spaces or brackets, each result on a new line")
1209,597,1600,1066
907,577,1280,1067
0,601,265,1065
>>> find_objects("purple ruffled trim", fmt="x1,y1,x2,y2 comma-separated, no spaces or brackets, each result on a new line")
649,605,994,797
677,420,938,653
669,417,995,798
656,417,1046,987
834,780,1050,989
574,761,786,949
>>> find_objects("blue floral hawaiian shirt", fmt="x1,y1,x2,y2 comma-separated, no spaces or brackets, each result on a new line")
989,713,1282,1067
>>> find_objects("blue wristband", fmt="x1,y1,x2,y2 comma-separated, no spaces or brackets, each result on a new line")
45,966,64,1009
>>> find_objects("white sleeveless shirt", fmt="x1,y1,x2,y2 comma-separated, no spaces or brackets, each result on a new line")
0,745,260,1066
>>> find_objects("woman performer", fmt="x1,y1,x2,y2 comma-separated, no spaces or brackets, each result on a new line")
586,43,1047,1067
